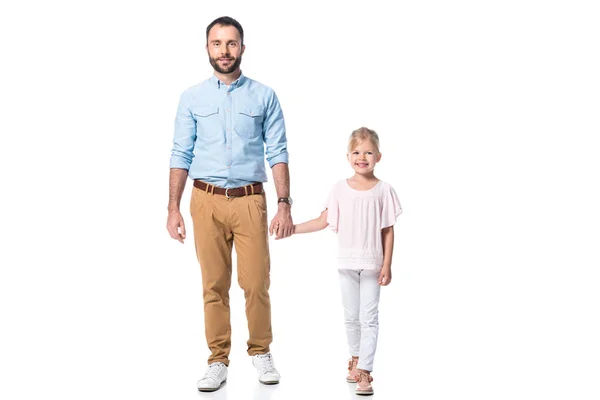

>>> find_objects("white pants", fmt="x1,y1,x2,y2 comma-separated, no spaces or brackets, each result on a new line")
338,268,381,372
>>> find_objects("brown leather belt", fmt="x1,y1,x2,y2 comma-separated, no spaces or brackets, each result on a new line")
194,180,263,198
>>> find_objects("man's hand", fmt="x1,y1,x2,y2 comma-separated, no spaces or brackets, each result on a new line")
167,210,186,244
269,204,293,240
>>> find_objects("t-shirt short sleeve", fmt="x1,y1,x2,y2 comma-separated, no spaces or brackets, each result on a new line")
324,185,339,233
381,185,402,228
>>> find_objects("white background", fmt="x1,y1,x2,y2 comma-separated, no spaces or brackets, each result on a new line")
1,1,599,399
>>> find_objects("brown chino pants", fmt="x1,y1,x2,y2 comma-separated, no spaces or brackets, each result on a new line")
190,183,272,366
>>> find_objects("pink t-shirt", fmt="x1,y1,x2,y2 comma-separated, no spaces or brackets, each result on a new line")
325,179,402,270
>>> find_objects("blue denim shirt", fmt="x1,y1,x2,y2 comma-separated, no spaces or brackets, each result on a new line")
170,74,288,188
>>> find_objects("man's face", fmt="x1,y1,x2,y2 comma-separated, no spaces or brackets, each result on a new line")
206,24,245,74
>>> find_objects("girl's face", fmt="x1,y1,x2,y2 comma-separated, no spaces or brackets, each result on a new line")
347,139,381,176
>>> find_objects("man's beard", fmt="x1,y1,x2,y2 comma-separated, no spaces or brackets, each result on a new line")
209,55,242,74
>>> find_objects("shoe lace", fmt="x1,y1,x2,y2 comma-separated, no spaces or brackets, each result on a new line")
357,371,373,383
204,363,224,380
256,353,275,372
347,358,358,372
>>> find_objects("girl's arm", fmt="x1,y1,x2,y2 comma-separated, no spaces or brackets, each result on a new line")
293,209,329,234
379,226,394,285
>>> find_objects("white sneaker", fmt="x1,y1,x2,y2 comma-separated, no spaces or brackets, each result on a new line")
197,362,227,392
252,353,280,384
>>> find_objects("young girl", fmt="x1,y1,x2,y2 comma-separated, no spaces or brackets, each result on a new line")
293,127,402,395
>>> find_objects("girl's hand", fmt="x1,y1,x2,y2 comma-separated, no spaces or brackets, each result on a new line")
378,266,392,286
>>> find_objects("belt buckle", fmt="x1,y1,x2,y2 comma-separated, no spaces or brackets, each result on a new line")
225,188,233,199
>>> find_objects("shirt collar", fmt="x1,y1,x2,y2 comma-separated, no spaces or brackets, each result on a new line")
209,72,246,89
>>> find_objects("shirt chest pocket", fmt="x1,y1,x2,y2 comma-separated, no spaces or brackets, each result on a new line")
192,105,220,137
234,105,264,139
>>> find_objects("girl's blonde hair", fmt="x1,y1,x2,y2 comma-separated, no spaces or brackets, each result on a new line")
348,127,380,154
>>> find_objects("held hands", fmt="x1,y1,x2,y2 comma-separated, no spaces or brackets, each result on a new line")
269,203,293,240
378,266,392,286
167,210,186,244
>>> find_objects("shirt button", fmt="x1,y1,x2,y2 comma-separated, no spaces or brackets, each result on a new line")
227,128,231,131
227,146,231,150
226,108,230,112
227,92,230,96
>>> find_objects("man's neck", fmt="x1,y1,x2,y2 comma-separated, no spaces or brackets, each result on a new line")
214,69,242,85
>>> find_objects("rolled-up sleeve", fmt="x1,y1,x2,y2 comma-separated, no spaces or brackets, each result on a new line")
263,90,288,167
169,91,196,170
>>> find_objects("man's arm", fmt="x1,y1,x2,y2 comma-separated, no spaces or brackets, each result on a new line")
167,90,195,244
271,162,290,198
270,162,293,239
169,168,188,211
261,89,292,239
167,168,189,243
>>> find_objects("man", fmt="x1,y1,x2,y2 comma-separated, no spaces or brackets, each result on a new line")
166,16,293,392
